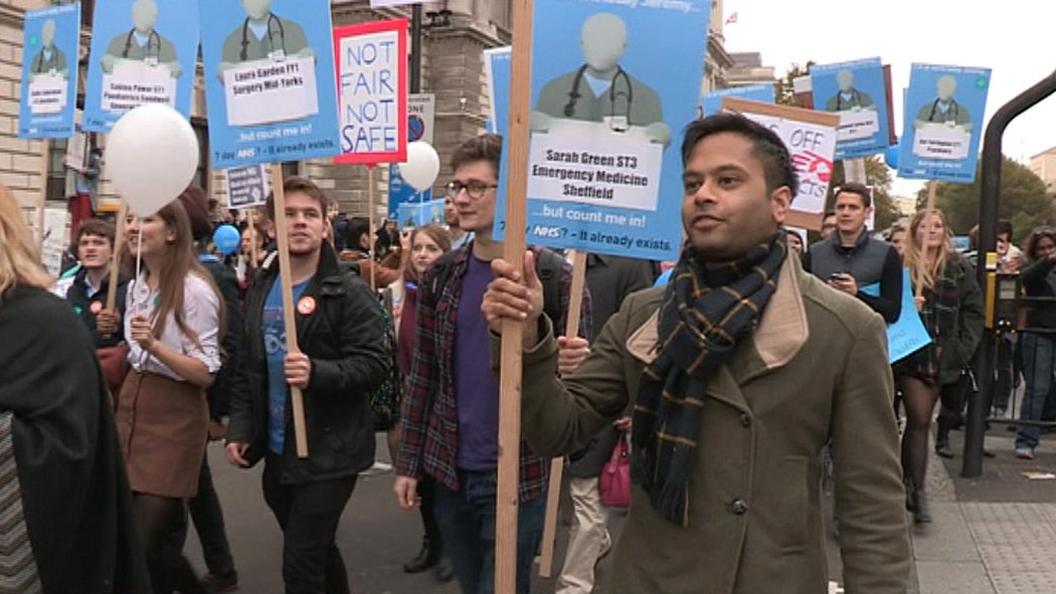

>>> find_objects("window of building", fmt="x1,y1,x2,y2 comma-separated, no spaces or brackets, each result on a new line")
191,117,209,191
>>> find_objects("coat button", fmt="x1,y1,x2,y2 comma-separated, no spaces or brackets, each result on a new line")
730,498,748,515
740,413,752,428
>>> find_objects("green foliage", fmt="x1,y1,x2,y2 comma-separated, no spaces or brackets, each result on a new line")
916,157,1054,244
776,62,814,107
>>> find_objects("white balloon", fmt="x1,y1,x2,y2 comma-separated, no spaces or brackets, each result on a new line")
106,104,200,218
398,141,441,192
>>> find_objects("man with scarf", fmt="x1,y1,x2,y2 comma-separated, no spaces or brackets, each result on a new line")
482,113,910,593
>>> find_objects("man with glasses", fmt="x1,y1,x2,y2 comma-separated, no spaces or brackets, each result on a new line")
394,134,590,594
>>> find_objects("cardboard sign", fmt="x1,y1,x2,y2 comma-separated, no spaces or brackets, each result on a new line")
334,19,409,165
898,63,991,183
491,1,710,261
811,58,891,159
723,98,839,231
226,164,270,209
83,0,200,132
18,3,81,139
199,0,341,168
700,83,774,119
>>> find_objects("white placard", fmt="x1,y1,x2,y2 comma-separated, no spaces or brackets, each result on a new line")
913,123,971,160
223,57,319,127
102,60,176,112
226,164,270,209
741,112,837,215
527,119,664,212
836,109,880,142
41,208,69,277
28,74,67,115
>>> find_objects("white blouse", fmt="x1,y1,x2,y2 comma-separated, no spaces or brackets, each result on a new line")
124,272,222,382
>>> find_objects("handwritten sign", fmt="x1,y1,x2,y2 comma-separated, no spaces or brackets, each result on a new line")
862,269,932,364
334,19,408,165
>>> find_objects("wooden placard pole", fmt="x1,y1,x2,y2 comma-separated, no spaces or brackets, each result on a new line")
270,166,309,459
496,0,534,590
916,181,938,300
247,208,260,271
37,140,49,246
104,202,128,313
368,165,377,292
538,250,588,578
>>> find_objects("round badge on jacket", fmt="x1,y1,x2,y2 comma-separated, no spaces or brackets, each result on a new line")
297,296,316,316
90,301,103,315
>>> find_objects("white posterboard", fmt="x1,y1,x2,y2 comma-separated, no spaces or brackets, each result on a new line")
41,207,69,276
223,57,319,127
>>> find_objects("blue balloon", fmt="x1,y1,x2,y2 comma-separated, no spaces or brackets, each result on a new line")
884,144,900,170
213,224,241,256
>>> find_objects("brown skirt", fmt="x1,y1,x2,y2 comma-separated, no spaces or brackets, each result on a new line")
114,371,208,498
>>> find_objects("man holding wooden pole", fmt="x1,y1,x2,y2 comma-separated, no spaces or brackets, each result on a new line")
226,177,391,594
483,113,911,593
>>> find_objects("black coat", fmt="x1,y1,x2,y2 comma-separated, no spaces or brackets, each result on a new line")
0,286,149,593
199,255,243,419
227,243,390,484
58,267,129,349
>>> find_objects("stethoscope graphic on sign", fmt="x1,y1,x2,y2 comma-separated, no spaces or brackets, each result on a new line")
122,29,161,66
923,98,962,123
833,88,867,111
563,64,634,132
240,13,286,61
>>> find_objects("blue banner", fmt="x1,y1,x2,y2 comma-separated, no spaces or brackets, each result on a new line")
862,269,933,364
811,57,891,159
492,1,709,261
396,198,445,228
484,47,510,134
898,63,990,183
83,0,200,132
19,3,81,139
700,83,773,119
199,0,340,168
388,163,432,219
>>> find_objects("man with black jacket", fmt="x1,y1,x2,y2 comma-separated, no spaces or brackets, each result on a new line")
226,177,390,594
805,182,902,324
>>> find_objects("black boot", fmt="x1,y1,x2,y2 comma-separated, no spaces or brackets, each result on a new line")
914,490,932,524
904,478,918,513
935,417,954,459
434,557,454,583
403,537,440,573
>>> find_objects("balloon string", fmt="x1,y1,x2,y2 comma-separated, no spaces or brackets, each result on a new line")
134,217,150,369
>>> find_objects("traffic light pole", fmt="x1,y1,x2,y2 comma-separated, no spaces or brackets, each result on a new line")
410,4,422,94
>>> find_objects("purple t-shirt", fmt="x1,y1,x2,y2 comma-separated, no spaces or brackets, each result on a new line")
454,254,500,471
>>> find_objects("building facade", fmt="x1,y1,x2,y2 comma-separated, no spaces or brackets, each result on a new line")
6,0,736,235
1030,146,1056,193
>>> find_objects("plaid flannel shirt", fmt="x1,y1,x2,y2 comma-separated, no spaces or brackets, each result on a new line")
396,244,591,502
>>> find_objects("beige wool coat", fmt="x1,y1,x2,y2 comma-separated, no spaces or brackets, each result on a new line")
499,254,911,594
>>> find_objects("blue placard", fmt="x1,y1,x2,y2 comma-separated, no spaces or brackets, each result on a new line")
484,47,511,134
19,4,81,139
388,163,432,219
811,58,891,159
898,64,990,183
396,198,445,229
492,1,709,261
83,0,200,132
199,0,341,168
862,269,933,364
700,83,773,119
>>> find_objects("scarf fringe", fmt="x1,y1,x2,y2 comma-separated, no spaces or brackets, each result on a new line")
653,479,689,527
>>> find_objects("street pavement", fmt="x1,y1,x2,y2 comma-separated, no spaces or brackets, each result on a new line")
187,426,1056,594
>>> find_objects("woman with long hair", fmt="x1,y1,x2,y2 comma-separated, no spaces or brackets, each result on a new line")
897,209,983,524
384,224,453,581
115,199,224,594
1014,227,1056,459
0,186,150,592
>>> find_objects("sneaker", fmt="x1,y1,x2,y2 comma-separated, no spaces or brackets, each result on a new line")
201,571,238,593
1015,447,1035,460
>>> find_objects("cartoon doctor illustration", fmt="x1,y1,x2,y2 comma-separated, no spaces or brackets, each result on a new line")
532,12,669,146
29,19,69,81
101,0,181,78
915,75,972,131
218,0,313,80
825,69,875,112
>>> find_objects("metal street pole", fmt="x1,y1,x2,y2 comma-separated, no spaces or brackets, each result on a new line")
410,4,422,93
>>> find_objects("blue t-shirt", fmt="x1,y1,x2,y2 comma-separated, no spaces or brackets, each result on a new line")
264,279,310,455
453,255,500,470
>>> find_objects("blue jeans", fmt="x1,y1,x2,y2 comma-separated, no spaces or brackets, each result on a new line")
1016,333,1056,450
433,470,546,594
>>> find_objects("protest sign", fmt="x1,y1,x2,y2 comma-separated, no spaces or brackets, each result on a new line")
408,93,435,143
83,0,199,132
484,46,511,135
811,58,891,159
723,98,839,230
388,164,432,219
491,1,710,261
898,64,991,183
700,83,774,119
19,3,80,139
334,19,408,165
41,208,69,277
370,0,420,7
226,164,270,209
396,198,445,228
199,0,341,169
862,270,932,363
